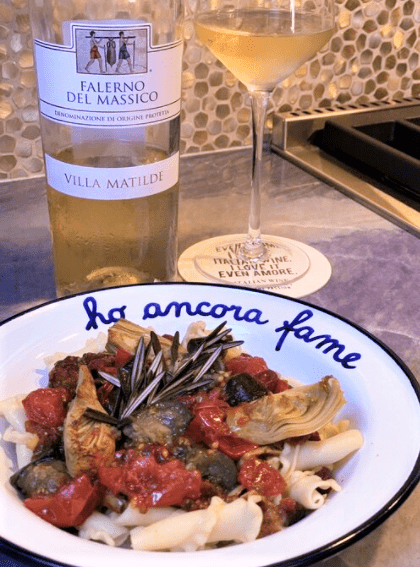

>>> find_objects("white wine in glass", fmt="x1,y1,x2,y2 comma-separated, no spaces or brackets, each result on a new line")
180,0,335,290
195,10,334,93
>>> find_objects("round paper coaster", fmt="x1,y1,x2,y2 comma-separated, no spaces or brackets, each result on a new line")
178,234,332,298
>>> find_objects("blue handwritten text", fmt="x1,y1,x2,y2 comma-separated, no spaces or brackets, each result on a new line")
275,309,361,369
84,297,127,330
143,300,269,325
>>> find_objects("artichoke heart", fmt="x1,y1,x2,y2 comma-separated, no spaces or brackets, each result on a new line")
226,376,346,444
63,365,116,477
106,318,185,364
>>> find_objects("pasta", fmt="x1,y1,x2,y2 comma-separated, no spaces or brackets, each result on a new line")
130,498,221,552
288,471,341,509
0,394,36,469
0,394,28,431
115,503,183,527
206,494,263,544
128,495,263,551
78,511,129,547
0,319,363,552
0,445,13,485
280,430,364,476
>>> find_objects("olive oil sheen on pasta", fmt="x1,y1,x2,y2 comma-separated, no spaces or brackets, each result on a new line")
29,0,183,296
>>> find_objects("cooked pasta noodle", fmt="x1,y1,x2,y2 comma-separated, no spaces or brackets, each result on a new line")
0,394,27,432
2,427,37,451
131,499,220,552
288,470,341,509
0,446,13,484
116,504,184,527
43,333,108,371
280,430,363,475
79,511,129,547
206,495,263,544
0,395,36,468
130,495,263,551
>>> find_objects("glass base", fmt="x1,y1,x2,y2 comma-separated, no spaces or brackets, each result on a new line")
236,234,270,263
178,234,332,298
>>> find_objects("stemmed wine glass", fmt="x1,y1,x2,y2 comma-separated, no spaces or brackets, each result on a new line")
179,0,335,291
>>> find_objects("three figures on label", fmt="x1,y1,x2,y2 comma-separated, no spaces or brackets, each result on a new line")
85,30,133,73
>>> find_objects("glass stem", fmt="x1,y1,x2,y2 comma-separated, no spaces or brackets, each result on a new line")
238,89,271,262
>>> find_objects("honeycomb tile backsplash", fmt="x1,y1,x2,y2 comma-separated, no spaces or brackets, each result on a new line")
1,0,420,179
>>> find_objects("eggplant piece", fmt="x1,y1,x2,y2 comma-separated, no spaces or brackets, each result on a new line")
10,455,71,498
188,450,238,492
225,373,268,407
123,400,193,446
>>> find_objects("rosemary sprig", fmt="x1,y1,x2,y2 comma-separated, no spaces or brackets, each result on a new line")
85,321,242,425
83,408,124,427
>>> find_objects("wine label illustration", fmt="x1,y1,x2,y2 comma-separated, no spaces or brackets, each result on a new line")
34,21,182,128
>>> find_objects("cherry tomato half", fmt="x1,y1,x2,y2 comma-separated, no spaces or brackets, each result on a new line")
22,387,70,428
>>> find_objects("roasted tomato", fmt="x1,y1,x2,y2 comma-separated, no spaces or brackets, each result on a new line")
238,457,286,497
185,397,258,460
24,474,103,528
225,354,268,377
98,453,202,511
23,387,70,428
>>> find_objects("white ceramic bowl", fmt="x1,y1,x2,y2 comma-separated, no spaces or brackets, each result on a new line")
1,282,420,567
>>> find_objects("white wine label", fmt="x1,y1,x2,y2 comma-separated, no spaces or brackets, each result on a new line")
45,152,179,200
34,21,182,128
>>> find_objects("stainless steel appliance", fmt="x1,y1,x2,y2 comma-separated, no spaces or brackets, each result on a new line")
271,97,420,236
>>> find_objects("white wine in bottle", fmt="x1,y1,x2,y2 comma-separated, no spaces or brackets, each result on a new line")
29,1,183,296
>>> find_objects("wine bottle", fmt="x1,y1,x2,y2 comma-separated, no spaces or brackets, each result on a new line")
29,0,183,296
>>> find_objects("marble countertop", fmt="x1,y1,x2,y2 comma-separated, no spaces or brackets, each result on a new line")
1,148,420,567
